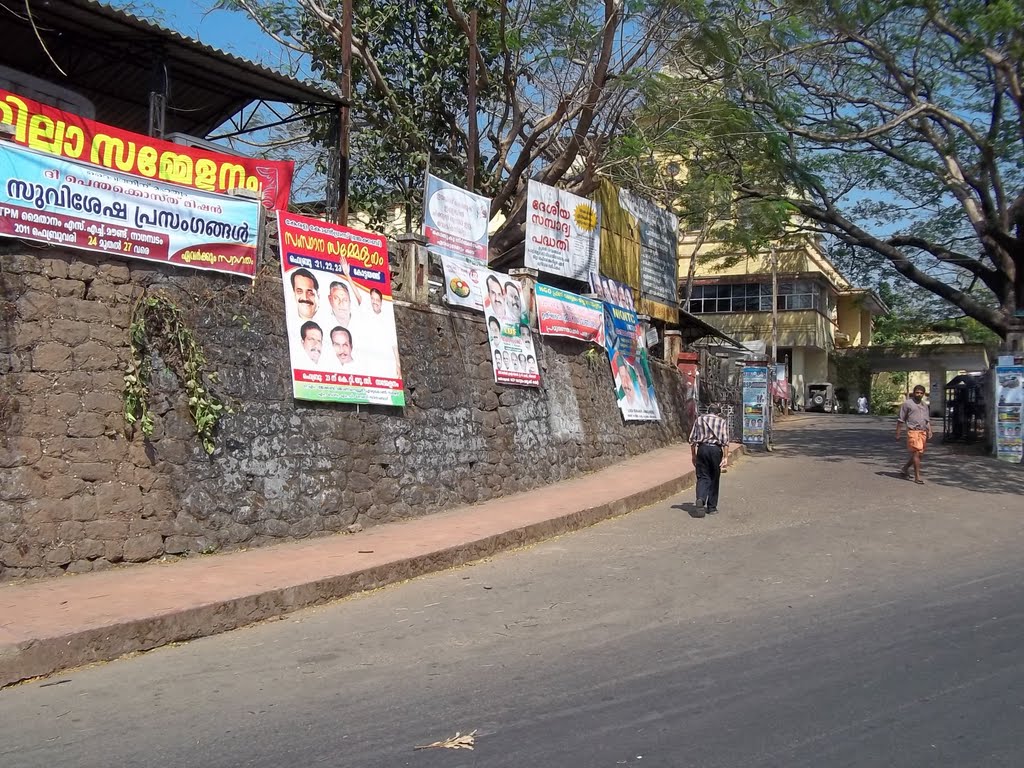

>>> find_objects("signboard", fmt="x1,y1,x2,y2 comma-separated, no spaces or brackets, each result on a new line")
588,272,635,311
0,142,260,278
422,174,490,264
604,303,660,421
535,283,604,344
441,254,490,311
277,212,404,406
995,364,1024,463
524,179,600,280
1,88,293,210
618,188,679,307
741,365,769,444
484,275,540,387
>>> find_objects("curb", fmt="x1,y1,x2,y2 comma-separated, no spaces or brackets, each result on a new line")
1,445,743,688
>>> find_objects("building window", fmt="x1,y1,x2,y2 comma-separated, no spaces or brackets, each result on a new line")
690,281,822,313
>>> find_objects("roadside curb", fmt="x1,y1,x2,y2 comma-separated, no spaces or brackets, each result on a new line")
1,444,743,688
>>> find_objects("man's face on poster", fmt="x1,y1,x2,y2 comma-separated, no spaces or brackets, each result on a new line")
370,289,383,314
301,326,322,362
293,273,318,320
487,277,504,314
329,284,352,325
332,328,353,364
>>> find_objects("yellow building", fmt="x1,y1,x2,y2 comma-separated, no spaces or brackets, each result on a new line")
679,235,887,408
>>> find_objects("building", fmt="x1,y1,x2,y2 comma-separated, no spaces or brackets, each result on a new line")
679,235,888,408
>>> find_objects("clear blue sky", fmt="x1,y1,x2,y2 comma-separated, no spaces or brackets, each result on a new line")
113,0,305,74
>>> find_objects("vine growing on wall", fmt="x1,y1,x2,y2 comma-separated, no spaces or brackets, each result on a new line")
123,294,226,455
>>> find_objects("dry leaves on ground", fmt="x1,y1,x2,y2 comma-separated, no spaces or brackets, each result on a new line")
413,730,477,751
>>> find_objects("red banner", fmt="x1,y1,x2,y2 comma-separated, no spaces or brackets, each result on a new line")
0,88,293,210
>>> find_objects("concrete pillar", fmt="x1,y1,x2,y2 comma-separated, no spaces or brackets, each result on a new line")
928,366,946,418
663,330,682,364
395,232,429,305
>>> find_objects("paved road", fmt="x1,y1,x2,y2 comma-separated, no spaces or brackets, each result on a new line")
2,414,1022,767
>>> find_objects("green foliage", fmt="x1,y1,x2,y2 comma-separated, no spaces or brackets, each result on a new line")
123,295,227,455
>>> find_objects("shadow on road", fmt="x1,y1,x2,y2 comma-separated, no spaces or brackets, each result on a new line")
773,415,1024,496
670,502,708,519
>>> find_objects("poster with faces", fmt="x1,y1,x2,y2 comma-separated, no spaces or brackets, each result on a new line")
481,270,540,387
277,211,405,406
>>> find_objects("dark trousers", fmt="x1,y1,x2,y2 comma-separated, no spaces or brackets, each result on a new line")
695,443,723,509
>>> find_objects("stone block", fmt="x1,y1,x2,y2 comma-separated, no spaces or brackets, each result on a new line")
73,341,120,371
44,545,73,565
82,391,123,414
84,519,129,540
70,462,116,482
50,319,92,346
97,262,131,284
92,482,143,515
57,521,85,541
51,278,86,298
67,261,98,281
31,343,73,372
71,538,105,560
0,437,42,468
0,541,41,568
123,533,163,562
163,535,196,555
17,291,56,320
66,560,94,574
40,258,70,279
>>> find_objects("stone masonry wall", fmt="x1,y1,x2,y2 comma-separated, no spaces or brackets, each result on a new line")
0,241,689,580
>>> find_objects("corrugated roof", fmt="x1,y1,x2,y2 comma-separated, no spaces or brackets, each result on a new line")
0,0,342,137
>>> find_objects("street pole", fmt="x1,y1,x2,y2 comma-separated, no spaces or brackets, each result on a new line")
770,244,779,364
466,8,478,192
338,0,353,226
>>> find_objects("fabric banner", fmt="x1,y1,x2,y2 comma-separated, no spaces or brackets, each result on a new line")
422,174,490,264
603,303,660,421
535,283,604,344
278,212,404,406
441,254,490,311
484,274,540,387
742,365,769,444
524,179,600,280
995,365,1024,463
619,188,679,309
0,88,293,210
0,142,260,278
588,272,635,312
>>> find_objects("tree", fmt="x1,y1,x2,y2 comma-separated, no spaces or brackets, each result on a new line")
219,0,690,255
671,0,1024,339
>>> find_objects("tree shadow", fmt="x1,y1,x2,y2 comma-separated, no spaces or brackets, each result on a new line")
774,415,1024,496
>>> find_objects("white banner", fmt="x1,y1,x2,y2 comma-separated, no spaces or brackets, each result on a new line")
524,179,600,280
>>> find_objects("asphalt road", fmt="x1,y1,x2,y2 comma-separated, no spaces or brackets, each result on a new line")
2,414,1022,768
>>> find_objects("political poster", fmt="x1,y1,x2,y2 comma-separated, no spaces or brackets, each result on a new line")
603,302,660,421
0,142,260,278
422,174,490,264
588,272,635,311
524,179,600,280
277,211,404,406
742,365,769,444
1,88,293,210
995,364,1024,463
484,274,540,387
535,284,604,345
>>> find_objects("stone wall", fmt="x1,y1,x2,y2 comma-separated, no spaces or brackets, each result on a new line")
0,241,689,580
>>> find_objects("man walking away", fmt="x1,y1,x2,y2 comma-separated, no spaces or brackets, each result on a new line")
689,403,730,517
896,385,933,484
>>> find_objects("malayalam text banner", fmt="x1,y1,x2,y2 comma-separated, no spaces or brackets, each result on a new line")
603,302,660,422
535,283,604,345
278,212,405,406
0,88,293,210
524,179,600,280
422,174,490,264
0,143,260,278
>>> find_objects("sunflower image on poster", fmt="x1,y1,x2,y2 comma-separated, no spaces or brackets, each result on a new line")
524,179,601,280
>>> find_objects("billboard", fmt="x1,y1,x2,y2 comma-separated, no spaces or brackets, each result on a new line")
278,212,404,406
742,365,769,444
604,302,660,421
422,173,490,264
0,88,293,210
995,364,1024,463
0,142,260,278
535,284,604,345
524,179,600,280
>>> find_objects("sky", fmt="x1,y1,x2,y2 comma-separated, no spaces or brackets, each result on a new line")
114,0,307,75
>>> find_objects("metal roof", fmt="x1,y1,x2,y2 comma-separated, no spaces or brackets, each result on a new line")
0,0,343,137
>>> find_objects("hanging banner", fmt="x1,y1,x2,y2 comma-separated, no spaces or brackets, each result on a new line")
742,365,769,444
0,143,260,277
524,179,600,280
603,303,660,421
619,188,679,309
278,212,404,406
995,365,1024,463
535,283,604,344
422,174,490,264
484,274,540,387
441,254,490,311
588,272,635,312
0,88,293,210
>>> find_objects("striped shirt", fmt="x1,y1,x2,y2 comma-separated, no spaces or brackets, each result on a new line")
689,413,730,447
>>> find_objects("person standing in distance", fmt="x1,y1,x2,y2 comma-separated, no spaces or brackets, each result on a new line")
689,403,730,517
896,384,933,484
